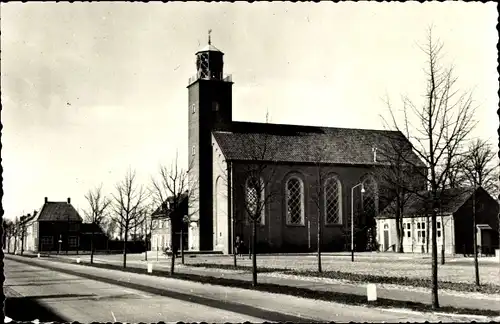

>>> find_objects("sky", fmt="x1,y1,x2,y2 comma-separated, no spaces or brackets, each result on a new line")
1,2,498,220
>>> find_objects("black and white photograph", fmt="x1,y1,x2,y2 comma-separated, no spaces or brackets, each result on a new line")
1,2,499,323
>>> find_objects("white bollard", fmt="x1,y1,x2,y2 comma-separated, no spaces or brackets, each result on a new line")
37,253,40,258
147,263,153,273
76,257,80,264
495,249,500,263
367,283,377,301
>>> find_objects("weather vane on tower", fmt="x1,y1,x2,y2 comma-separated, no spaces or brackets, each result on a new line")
208,29,212,45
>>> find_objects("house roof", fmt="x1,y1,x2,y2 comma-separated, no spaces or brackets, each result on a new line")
80,223,106,235
213,121,424,166
20,213,37,225
36,201,83,222
151,193,188,218
379,187,476,218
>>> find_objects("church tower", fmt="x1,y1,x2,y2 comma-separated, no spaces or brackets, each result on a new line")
187,31,233,251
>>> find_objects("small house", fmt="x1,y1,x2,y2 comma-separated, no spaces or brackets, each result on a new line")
376,187,499,255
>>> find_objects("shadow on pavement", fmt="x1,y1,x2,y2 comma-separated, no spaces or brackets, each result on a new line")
5,297,69,322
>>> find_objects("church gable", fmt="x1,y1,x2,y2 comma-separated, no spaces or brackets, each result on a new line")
212,121,424,167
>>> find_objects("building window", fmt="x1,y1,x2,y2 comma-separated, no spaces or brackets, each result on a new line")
437,221,442,238
286,176,304,225
192,146,196,156
405,223,411,238
192,104,196,114
245,177,265,225
68,236,78,247
212,101,219,111
41,236,53,246
152,235,157,250
417,222,426,243
159,220,163,229
324,176,342,225
362,175,378,218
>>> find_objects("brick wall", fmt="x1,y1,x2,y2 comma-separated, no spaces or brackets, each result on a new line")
229,161,390,252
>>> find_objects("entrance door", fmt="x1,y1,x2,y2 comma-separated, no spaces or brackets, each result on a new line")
215,177,228,252
383,224,389,251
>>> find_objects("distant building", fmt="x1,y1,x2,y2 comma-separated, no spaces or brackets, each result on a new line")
11,197,83,253
150,194,188,253
9,212,37,254
186,35,425,253
376,187,499,255
79,222,108,252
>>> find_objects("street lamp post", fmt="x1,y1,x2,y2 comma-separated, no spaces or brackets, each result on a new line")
180,215,189,264
58,234,62,255
351,183,365,262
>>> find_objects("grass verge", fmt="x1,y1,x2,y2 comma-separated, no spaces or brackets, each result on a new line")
10,254,500,318
186,262,500,295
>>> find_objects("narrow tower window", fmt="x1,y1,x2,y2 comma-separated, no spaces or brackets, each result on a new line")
212,101,219,111
192,146,196,156
192,104,196,114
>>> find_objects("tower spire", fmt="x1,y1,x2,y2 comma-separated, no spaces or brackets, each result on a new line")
208,29,212,45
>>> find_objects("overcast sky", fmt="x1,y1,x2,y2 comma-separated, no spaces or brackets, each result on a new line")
1,2,498,220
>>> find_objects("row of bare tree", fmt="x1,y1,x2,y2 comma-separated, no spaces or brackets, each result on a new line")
79,153,196,274
224,28,499,310
376,27,498,309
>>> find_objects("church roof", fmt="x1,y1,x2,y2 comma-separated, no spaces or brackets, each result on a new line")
213,121,425,167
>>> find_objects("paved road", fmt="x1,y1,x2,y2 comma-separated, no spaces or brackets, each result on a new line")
5,255,490,323
50,253,500,312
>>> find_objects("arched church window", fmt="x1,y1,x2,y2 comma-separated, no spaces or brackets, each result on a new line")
324,176,342,225
245,177,265,225
362,175,378,218
286,176,304,225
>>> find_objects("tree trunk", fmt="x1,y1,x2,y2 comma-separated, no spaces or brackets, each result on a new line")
317,209,322,273
123,228,128,268
233,218,237,268
21,228,25,256
440,215,445,265
426,213,430,254
395,196,402,253
180,228,185,265
431,196,439,309
251,220,257,286
472,189,480,286
170,221,176,275
90,230,95,264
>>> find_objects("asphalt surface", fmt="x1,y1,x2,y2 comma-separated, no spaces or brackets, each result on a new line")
5,255,492,323
52,253,500,312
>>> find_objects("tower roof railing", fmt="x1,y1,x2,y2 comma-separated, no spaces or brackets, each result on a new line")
188,73,232,86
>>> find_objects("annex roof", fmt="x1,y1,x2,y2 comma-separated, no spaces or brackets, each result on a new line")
212,121,424,167
80,223,106,235
379,187,476,218
36,201,83,222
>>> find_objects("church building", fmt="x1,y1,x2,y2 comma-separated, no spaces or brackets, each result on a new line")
186,34,425,254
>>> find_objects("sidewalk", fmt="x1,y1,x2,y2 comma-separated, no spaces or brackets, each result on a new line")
33,253,500,313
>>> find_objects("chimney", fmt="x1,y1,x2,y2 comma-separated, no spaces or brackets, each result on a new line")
67,197,71,204
44,197,48,203
33,210,38,216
